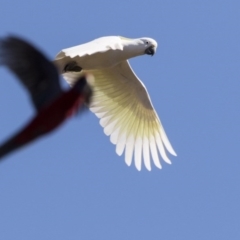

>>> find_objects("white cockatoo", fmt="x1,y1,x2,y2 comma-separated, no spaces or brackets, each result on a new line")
54,36,176,171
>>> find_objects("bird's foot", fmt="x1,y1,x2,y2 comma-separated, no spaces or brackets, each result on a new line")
64,61,82,72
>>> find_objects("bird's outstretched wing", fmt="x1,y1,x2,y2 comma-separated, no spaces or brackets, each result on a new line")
0,36,62,111
55,36,122,59
63,61,176,171
54,36,123,72
0,75,93,161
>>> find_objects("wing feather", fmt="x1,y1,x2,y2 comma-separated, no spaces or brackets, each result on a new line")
54,36,123,72
56,36,123,59
134,106,143,171
142,109,151,171
62,60,176,170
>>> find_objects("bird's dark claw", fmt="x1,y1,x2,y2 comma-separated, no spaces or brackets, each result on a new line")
64,61,82,72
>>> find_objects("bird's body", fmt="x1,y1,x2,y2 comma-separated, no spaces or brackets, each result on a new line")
0,36,92,160
55,36,176,171
55,36,152,70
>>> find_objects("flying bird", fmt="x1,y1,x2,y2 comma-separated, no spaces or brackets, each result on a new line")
0,36,92,160
54,36,176,171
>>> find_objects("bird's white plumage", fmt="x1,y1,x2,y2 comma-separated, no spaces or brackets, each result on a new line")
56,36,123,60
54,36,176,171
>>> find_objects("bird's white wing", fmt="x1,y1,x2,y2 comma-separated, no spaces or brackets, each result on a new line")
62,60,176,171
55,36,122,59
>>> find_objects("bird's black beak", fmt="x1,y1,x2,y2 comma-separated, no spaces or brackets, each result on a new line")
145,46,155,56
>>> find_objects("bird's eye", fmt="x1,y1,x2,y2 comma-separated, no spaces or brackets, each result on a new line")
146,41,149,45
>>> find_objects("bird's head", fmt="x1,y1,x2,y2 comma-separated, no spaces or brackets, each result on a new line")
120,36,158,60
140,38,158,56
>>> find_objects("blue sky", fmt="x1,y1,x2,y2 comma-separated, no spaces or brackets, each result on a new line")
0,0,239,239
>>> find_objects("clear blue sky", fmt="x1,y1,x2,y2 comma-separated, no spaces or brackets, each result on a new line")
0,1,239,239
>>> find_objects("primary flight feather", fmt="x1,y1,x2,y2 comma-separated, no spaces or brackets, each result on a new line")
54,36,176,171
